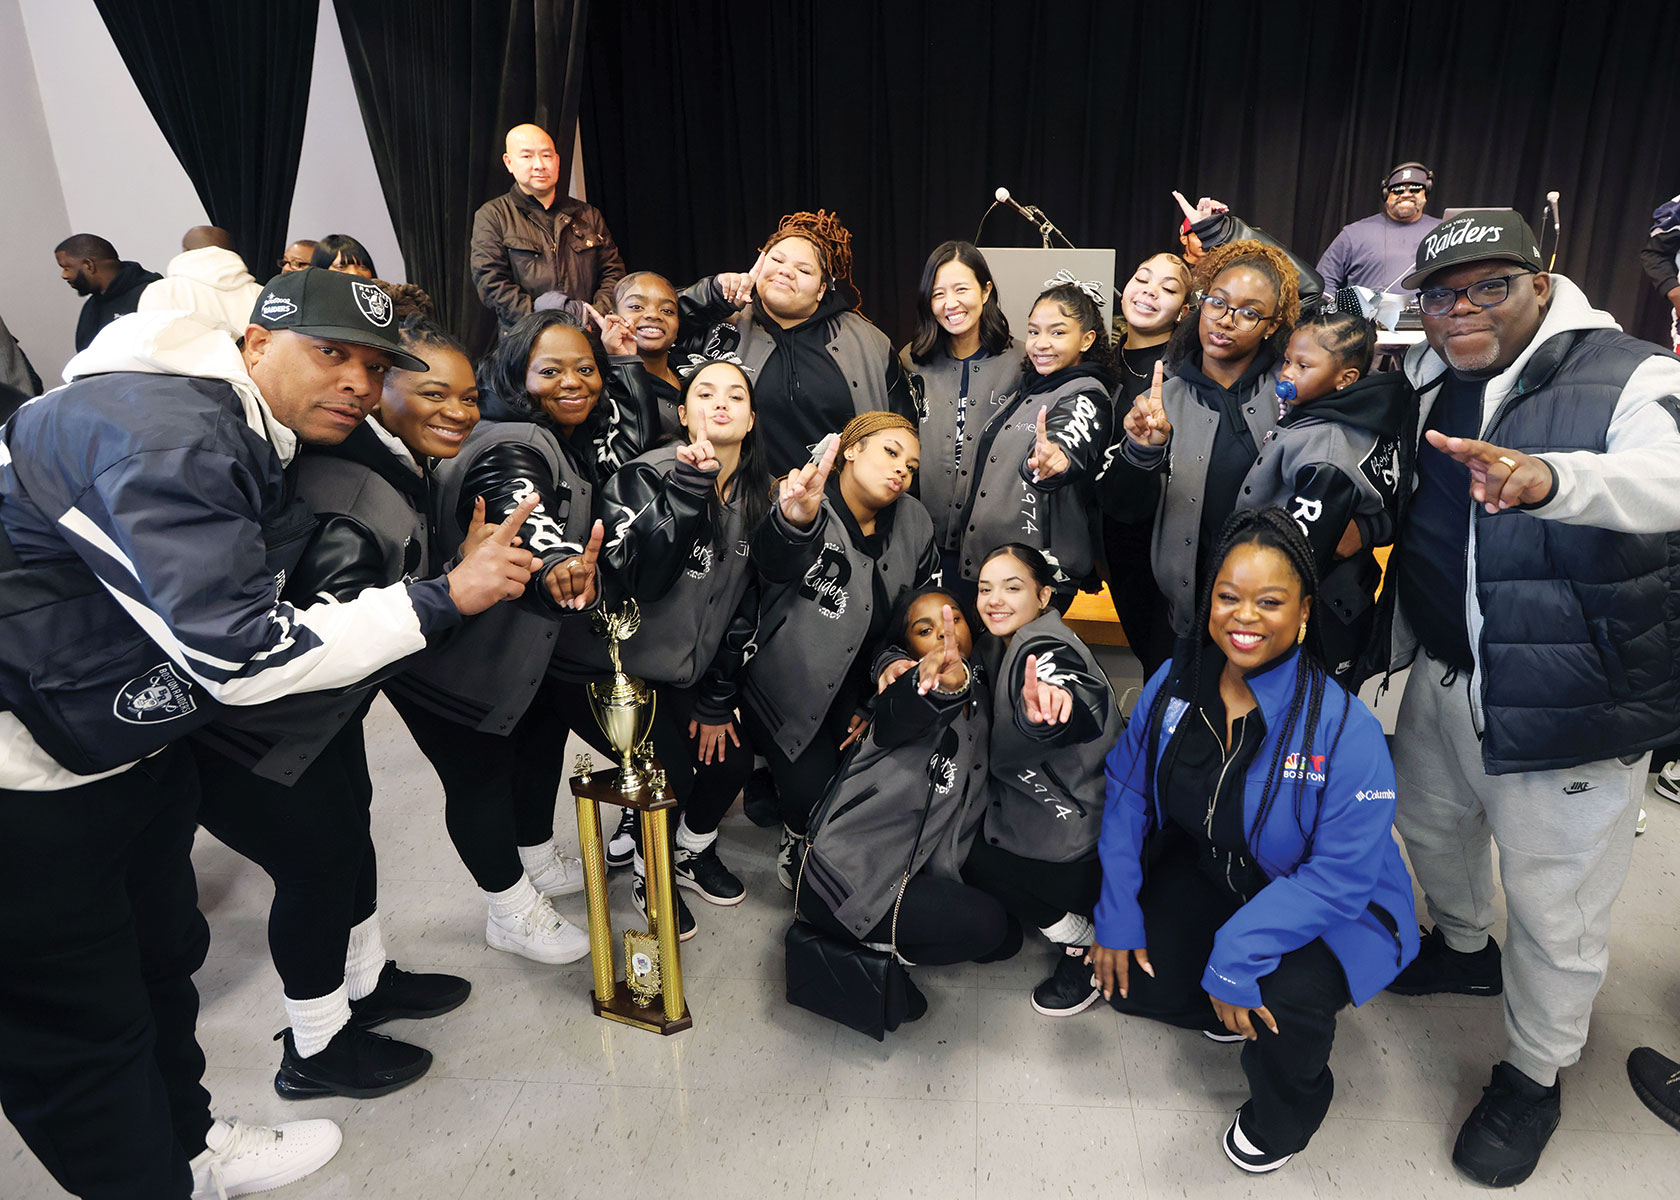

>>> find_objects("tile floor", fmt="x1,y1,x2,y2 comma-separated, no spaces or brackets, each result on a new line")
4,662,1679,1198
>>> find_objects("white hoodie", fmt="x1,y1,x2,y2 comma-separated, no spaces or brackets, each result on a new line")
137,246,263,336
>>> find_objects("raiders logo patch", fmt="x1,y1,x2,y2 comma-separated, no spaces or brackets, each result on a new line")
114,663,198,725
352,281,393,327
259,294,298,321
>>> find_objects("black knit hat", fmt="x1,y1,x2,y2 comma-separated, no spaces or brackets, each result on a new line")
249,268,427,371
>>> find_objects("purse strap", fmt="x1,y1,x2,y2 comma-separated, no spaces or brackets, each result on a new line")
794,745,940,961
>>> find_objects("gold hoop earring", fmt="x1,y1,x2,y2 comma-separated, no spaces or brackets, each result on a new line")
1297,621,1308,645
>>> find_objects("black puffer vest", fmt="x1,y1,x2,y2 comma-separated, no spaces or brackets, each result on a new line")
1476,328,1680,773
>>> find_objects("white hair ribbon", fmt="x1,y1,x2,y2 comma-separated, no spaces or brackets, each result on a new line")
1042,269,1106,308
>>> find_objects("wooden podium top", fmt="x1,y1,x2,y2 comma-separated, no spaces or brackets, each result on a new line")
569,769,676,812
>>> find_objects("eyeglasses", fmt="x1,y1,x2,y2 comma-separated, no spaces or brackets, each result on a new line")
278,257,312,272
1416,272,1532,317
1196,293,1272,332
1388,183,1426,196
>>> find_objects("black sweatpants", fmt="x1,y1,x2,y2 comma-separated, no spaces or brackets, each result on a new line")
389,677,610,893
1102,515,1174,677
742,702,859,836
962,837,1103,931
194,709,377,1002
1107,837,1352,1156
800,872,1011,966
0,745,211,1199
649,683,755,835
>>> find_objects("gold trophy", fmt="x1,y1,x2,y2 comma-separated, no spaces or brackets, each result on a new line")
569,601,692,1034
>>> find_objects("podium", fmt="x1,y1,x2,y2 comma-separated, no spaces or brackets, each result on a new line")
978,247,1117,340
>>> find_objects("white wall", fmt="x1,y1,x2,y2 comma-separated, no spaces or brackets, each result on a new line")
3,0,403,380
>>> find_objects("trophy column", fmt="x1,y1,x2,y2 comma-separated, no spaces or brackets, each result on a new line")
570,758,693,1034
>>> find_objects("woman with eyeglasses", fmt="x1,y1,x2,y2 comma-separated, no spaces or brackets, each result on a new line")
1104,240,1302,651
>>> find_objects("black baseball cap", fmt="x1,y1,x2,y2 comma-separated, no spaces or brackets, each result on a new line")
1385,162,1431,189
247,267,428,371
1401,209,1545,291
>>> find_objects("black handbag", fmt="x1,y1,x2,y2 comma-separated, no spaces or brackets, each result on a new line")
783,777,932,1041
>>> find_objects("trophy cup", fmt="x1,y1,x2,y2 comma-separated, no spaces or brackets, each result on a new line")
569,600,692,1034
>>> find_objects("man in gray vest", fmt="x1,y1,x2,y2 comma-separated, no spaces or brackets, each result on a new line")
1381,209,1680,1187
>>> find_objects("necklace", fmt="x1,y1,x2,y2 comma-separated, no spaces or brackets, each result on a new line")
1121,346,1152,382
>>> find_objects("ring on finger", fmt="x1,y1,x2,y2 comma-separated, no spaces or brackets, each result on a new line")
1497,455,1518,469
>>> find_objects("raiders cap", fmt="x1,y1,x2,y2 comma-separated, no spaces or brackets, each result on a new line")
248,268,428,371
1401,209,1545,291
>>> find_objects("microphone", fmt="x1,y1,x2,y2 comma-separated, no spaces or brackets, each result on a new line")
1545,191,1561,270
1546,191,1561,233
995,186,1038,225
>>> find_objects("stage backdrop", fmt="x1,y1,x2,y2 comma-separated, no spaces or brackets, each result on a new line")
581,0,1680,351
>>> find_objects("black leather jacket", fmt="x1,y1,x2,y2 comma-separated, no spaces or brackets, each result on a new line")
1190,211,1326,317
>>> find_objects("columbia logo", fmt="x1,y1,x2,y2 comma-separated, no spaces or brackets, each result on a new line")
1562,781,1595,795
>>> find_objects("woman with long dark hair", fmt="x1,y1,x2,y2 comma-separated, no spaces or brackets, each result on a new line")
1106,240,1302,649
900,241,1020,592
1090,507,1417,1174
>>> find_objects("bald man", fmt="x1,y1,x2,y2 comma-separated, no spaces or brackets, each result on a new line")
469,123,624,332
138,225,262,337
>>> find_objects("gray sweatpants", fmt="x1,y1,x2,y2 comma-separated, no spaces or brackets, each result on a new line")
1391,654,1646,1087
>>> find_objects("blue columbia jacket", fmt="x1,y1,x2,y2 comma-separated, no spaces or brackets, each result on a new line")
1094,651,1418,1007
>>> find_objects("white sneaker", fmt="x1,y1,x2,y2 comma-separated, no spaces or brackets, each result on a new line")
527,849,586,898
1636,808,1648,836
1656,761,1680,805
190,1116,342,1200
486,896,590,964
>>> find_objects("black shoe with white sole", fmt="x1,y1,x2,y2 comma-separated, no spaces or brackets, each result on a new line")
605,807,636,869
631,872,697,941
1222,1104,1293,1173
1203,1025,1246,1043
1030,946,1101,1017
273,1024,431,1100
673,840,745,905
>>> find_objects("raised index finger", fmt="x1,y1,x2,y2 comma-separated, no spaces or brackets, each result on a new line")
1036,405,1050,445
1172,189,1199,223
1150,360,1165,405
490,494,542,545
579,519,605,569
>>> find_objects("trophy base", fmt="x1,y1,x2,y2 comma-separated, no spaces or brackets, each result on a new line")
591,988,692,1035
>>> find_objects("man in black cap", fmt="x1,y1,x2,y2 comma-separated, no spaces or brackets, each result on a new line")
0,269,538,1199
1379,210,1680,1187
1315,162,1443,295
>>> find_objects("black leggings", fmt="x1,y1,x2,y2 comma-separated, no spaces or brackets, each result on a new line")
799,872,1011,966
1107,835,1352,1156
1102,515,1175,677
742,702,859,836
194,712,377,1002
389,678,610,893
962,837,1103,931
648,683,755,836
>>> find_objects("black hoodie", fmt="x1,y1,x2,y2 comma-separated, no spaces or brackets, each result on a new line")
74,261,162,351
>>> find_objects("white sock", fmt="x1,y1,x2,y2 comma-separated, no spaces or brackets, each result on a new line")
285,984,351,1058
485,875,541,921
517,839,557,875
343,913,388,1001
674,817,716,853
1039,912,1094,947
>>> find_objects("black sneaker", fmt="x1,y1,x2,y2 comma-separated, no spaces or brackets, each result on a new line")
1387,925,1503,996
673,840,746,906
742,766,781,827
1222,1103,1293,1173
605,807,637,869
1203,1025,1246,1044
631,872,697,941
777,825,805,892
1627,1047,1680,1132
349,961,471,1029
1451,1061,1561,1187
1030,946,1102,1017
272,1024,431,1100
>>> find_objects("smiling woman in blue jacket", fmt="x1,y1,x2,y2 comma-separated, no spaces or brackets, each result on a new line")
1089,507,1418,1176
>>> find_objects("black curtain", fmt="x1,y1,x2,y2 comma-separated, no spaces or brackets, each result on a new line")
94,0,318,281
582,0,1680,349
335,0,590,354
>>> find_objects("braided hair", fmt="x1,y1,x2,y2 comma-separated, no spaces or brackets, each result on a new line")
1167,238,1301,367
1027,282,1117,371
837,409,916,458
1147,506,1351,855
763,209,855,293
1296,307,1376,376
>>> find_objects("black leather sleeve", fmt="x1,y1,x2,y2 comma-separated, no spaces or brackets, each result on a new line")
913,525,940,588
286,514,391,603
750,501,825,584
873,662,971,750
691,572,759,724
1098,443,1165,523
597,358,664,475
1191,212,1326,316
1009,633,1109,746
1283,463,1362,570
453,441,583,609
1015,385,1114,493
675,277,740,353
599,457,714,599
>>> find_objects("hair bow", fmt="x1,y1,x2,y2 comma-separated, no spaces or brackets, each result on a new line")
1042,269,1106,308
